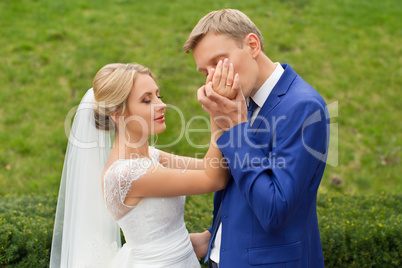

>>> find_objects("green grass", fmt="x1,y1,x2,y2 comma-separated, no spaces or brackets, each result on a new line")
0,0,400,205
1,0,400,196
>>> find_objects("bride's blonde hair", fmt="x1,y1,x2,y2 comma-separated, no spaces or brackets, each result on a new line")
92,63,155,131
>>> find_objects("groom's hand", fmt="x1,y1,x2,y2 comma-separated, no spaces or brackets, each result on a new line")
189,230,211,258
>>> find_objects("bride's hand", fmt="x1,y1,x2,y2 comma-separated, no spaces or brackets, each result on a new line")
208,58,237,99
189,230,211,258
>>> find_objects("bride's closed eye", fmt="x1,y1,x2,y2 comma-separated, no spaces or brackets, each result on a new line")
143,96,163,104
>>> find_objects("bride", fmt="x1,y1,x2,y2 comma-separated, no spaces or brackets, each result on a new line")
50,62,239,267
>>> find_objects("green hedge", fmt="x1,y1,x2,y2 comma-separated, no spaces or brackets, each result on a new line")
317,194,401,267
0,193,400,267
0,194,56,267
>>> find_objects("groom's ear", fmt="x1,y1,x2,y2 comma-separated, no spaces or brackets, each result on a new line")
244,33,261,59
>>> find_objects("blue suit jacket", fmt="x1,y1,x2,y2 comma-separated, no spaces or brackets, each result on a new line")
208,64,329,267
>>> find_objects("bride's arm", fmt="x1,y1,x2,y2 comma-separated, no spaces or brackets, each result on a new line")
158,150,205,170
157,59,236,171
157,114,223,171
126,118,228,197
125,68,239,197
157,123,222,170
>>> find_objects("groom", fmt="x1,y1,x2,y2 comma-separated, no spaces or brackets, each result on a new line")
184,9,329,267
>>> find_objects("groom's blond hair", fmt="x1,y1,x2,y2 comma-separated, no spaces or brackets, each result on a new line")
183,9,264,53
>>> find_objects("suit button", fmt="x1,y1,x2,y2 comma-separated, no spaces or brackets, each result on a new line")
223,215,228,218
221,248,225,251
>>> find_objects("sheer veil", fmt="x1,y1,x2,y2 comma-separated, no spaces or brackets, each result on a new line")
50,88,121,267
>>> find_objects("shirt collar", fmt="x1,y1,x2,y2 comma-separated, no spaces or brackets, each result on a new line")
248,62,284,107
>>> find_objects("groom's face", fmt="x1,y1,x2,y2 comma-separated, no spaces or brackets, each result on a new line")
192,32,258,98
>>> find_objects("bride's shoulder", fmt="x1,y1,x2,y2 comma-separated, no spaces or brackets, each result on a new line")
103,147,162,181
104,157,154,180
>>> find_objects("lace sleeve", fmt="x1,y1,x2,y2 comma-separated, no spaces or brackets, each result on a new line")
104,158,152,220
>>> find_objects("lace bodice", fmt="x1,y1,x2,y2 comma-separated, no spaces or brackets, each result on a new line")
103,147,200,266
103,147,192,250
103,147,161,221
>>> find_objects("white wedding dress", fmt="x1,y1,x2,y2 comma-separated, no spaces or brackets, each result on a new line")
103,147,200,267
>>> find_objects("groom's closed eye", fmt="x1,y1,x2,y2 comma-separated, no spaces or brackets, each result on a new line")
196,68,208,77
196,54,226,77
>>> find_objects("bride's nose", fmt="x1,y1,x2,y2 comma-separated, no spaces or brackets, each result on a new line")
154,101,166,111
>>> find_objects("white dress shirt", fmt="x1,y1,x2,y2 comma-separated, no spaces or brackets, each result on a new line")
209,63,284,264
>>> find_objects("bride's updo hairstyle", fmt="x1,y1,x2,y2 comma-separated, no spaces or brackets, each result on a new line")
92,63,155,131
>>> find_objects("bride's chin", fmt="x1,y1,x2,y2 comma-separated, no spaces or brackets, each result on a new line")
154,125,166,134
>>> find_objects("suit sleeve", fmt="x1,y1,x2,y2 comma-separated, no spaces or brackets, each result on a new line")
217,99,329,232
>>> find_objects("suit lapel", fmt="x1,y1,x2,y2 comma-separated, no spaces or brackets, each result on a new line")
251,64,298,133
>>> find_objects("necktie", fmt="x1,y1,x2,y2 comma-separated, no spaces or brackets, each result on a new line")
247,98,259,122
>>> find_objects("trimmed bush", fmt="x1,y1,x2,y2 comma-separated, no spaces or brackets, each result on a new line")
0,194,57,267
0,193,400,267
317,193,401,267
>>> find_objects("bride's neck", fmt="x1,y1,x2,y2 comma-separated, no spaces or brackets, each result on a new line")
114,132,150,159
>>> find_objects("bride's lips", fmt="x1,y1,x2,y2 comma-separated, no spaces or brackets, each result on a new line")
154,114,165,122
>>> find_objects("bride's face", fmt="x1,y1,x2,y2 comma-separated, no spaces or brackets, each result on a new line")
123,74,166,138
